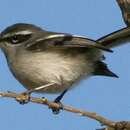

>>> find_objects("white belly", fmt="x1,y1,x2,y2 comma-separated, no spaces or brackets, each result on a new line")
9,50,101,93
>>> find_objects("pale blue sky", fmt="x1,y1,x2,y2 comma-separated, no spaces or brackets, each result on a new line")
0,0,129,130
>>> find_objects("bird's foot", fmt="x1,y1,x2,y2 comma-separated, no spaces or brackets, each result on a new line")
52,101,63,114
16,92,30,105
51,89,68,114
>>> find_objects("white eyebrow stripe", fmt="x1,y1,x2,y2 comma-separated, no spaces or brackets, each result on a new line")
4,30,33,38
14,30,33,35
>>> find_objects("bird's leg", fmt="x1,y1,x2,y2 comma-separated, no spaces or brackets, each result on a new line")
54,89,68,103
52,89,68,114
16,83,55,104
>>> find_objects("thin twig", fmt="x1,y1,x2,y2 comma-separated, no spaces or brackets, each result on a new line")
1,91,130,129
0,91,124,129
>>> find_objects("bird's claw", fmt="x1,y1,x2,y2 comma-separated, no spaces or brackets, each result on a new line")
15,92,30,105
52,101,64,115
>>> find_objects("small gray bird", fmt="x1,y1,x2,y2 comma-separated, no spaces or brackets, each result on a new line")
0,23,129,103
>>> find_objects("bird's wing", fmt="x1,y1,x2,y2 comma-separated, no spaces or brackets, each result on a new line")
25,33,112,52
97,0,130,48
97,27,130,48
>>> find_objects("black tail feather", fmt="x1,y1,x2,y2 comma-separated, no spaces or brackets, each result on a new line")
93,61,119,78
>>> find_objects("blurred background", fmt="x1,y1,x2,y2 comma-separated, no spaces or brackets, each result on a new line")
0,0,129,130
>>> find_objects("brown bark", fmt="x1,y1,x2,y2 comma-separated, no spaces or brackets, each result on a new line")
0,91,130,130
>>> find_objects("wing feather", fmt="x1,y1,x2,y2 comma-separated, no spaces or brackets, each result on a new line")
97,27,130,48
26,33,112,52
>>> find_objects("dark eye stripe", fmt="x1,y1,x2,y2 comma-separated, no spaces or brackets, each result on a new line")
6,34,31,44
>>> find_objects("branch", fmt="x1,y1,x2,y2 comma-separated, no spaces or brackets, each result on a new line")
0,91,130,130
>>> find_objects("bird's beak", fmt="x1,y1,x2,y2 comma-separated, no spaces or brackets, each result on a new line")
0,34,4,42
0,37,2,44
0,36,5,48
0,35,2,42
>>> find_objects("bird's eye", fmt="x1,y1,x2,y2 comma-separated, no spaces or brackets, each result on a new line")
7,34,31,44
10,35,19,44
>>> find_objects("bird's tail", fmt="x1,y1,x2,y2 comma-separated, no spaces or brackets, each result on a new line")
97,27,130,48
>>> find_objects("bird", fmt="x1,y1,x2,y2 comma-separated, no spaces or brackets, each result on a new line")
0,23,129,107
